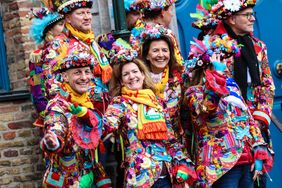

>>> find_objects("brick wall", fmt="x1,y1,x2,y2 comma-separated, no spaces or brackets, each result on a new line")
0,0,112,187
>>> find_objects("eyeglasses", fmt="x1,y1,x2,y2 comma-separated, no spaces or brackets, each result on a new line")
235,12,256,19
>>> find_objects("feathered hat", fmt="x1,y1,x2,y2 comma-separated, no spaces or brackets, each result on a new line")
53,44,94,72
29,7,64,44
184,34,241,73
42,0,93,14
109,38,138,65
135,0,176,11
191,0,256,29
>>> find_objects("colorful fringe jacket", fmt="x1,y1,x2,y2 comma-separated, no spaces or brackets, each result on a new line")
40,87,100,187
103,96,196,187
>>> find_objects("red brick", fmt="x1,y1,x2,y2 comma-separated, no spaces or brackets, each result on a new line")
3,132,16,140
8,121,33,129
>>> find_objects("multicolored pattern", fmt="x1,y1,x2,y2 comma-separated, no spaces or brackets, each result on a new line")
134,0,176,11
103,96,196,187
191,0,256,30
130,19,184,65
29,7,63,44
184,22,274,187
109,38,138,65
48,0,93,13
41,87,100,187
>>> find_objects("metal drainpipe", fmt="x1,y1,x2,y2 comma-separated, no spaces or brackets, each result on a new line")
112,0,131,41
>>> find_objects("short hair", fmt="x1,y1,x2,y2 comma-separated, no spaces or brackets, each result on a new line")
109,58,156,97
143,6,170,20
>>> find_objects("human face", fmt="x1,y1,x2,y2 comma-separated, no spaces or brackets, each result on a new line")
162,6,173,27
49,20,65,37
66,8,92,33
121,62,145,90
126,10,141,30
62,67,92,94
146,40,170,74
231,8,255,35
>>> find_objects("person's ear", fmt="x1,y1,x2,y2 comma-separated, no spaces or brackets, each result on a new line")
61,72,69,82
65,14,71,24
227,16,236,25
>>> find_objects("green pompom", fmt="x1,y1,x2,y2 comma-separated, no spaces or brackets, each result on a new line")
79,171,94,188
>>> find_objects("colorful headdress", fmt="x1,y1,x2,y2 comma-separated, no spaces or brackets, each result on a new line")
191,0,256,29
131,22,169,50
44,0,93,14
135,0,176,11
53,44,94,72
109,38,138,65
184,34,241,73
29,7,64,44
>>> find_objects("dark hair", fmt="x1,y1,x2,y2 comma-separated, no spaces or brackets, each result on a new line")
141,35,180,78
143,6,169,20
109,58,156,97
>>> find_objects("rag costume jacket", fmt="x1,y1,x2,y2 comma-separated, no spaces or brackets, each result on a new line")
184,22,274,188
103,93,196,188
41,86,100,187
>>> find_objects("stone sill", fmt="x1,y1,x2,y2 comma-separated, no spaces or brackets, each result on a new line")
0,90,30,102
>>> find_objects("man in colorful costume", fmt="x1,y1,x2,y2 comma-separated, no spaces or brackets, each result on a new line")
184,0,275,187
41,45,102,187
42,0,112,114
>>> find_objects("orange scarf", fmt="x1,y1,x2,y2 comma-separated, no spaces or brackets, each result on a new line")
121,87,168,140
66,23,112,83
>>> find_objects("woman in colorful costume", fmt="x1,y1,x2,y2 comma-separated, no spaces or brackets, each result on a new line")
130,0,184,66
41,45,102,187
184,1,274,187
139,25,186,145
103,39,196,187
29,6,64,128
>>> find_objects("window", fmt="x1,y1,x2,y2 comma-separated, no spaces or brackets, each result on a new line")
0,15,10,93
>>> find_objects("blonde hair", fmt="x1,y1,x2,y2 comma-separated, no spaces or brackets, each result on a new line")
109,58,156,97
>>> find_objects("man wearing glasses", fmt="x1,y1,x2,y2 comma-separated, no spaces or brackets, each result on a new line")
187,0,275,187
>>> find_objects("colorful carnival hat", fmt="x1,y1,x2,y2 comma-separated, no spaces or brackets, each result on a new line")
191,0,256,29
184,34,241,73
52,44,94,72
29,7,64,44
109,38,138,65
135,0,176,11
44,0,93,14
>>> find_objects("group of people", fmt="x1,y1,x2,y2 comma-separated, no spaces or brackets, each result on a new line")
28,0,274,187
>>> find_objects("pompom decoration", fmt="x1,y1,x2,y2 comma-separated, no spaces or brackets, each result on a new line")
184,34,241,73
109,38,138,65
29,7,63,44
134,0,176,11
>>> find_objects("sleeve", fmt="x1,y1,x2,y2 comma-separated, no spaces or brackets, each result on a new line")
40,110,67,154
29,50,48,118
103,98,126,136
164,115,196,184
252,43,275,128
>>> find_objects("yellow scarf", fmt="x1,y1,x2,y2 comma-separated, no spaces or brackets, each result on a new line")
64,83,94,109
66,23,112,83
153,65,169,99
121,87,168,140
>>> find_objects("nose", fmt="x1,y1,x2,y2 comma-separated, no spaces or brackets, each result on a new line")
128,72,134,79
80,72,87,80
